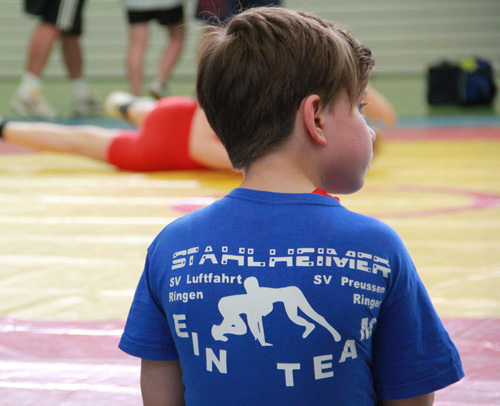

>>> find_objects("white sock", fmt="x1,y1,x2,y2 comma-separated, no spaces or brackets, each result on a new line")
17,72,41,98
72,78,91,100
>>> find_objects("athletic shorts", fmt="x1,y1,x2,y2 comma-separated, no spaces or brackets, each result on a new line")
25,0,86,35
196,0,282,24
107,97,207,172
127,5,184,26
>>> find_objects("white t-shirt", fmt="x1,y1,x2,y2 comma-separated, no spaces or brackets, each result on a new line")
124,0,183,11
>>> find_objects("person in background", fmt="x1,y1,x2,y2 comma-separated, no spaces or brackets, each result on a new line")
10,0,100,119
195,0,282,26
124,0,186,98
0,81,395,172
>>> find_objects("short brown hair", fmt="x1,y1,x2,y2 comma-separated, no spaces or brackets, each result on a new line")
196,7,375,170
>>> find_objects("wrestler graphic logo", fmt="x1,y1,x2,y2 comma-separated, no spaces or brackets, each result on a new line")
211,277,341,346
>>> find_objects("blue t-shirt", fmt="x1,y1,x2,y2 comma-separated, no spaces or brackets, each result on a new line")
119,188,464,405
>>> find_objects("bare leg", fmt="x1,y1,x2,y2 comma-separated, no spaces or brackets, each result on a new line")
155,23,185,84
126,99,157,126
61,34,83,79
26,23,61,76
3,122,119,162
127,23,149,96
188,108,232,170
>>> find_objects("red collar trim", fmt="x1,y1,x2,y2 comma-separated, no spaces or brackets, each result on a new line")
313,188,340,201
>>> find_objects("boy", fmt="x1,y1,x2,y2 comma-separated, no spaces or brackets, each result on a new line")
119,7,464,405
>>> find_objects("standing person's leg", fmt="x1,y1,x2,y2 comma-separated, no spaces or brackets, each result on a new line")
61,33,101,117
148,6,186,99
127,23,150,96
127,20,150,96
26,23,61,77
0,121,118,162
61,34,83,80
10,22,60,118
59,0,101,117
148,23,185,99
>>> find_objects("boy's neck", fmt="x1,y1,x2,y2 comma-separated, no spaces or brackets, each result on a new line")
240,150,320,194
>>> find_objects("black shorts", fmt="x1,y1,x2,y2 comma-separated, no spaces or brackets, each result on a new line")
127,5,184,26
25,0,86,35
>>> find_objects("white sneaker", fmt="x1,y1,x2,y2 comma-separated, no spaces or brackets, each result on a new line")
104,91,155,119
72,91,101,117
104,91,136,119
10,89,58,119
148,80,167,100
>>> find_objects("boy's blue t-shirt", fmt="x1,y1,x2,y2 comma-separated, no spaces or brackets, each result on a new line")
119,188,464,405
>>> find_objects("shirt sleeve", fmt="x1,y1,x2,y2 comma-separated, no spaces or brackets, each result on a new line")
372,250,464,400
119,252,179,361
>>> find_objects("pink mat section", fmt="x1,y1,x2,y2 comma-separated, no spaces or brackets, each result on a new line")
0,317,498,405
0,319,141,405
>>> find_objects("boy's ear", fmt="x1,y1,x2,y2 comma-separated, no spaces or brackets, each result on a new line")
303,95,327,146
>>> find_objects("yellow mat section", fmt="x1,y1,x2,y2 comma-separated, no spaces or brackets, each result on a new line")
0,138,499,320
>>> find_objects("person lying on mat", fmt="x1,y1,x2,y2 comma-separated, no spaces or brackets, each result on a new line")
0,92,231,172
0,86,396,172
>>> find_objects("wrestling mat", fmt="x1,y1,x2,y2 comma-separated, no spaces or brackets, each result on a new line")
0,124,499,405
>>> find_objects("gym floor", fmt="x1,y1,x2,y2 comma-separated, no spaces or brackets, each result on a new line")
0,114,499,404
